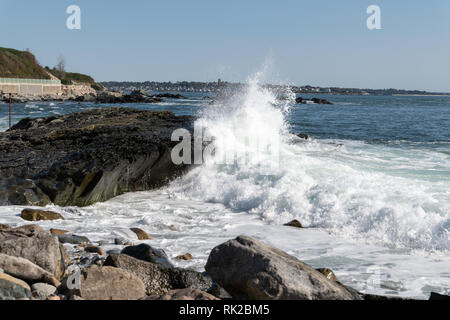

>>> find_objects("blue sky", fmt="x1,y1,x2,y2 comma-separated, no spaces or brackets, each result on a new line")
1,0,449,91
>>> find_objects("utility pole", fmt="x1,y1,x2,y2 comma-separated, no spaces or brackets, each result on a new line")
9,93,12,129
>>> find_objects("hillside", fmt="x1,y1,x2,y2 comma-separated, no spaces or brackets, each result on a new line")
0,47,97,87
0,47,50,79
46,68,96,85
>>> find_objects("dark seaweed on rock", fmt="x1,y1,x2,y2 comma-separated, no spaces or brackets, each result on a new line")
0,107,194,207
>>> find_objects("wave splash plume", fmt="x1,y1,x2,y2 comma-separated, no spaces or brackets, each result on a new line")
167,73,450,252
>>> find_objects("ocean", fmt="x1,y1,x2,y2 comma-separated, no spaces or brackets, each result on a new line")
0,80,449,299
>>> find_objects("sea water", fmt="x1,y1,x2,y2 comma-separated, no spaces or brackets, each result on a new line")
0,80,449,299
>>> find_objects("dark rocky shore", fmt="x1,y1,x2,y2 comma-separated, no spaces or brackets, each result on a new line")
1,89,190,104
0,107,193,206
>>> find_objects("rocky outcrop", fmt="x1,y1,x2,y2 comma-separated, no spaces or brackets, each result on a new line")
205,236,362,300
121,243,174,269
0,225,66,280
143,288,219,300
104,253,216,296
60,265,146,300
295,97,333,105
154,93,188,99
0,107,193,206
92,90,163,104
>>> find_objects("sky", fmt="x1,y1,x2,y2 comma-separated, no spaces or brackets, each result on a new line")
0,0,449,92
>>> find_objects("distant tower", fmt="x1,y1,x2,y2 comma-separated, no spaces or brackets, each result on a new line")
218,78,222,87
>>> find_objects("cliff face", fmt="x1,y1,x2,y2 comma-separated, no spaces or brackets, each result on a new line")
0,47,50,79
0,107,194,207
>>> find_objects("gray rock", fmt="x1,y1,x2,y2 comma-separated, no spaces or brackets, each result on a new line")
0,273,32,300
103,253,215,296
31,283,57,300
205,236,362,300
143,288,220,300
0,253,60,286
0,225,67,280
57,234,90,245
59,265,146,300
121,243,173,269
106,249,122,255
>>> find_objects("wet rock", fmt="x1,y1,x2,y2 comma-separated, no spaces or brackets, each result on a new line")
0,273,32,300
85,245,106,256
57,234,90,245
0,224,9,230
154,93,188,99
114,238,131,245
283,219,304,228
0,108,193,207
316,268,338,282
21,208,64,221
295,97,333,105
296,133,309,140
143,288,220,300
0,226,66,280
50,228,69,235
130,228,153,240
121,243,174,269
31,283,57,300
104,253,215,296
0,253,60,286
311,97,333,105
176,253,193,261
429,292,450,300
205,236,362,300
60,265,146,300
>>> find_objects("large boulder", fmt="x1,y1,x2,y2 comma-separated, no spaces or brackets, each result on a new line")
0,253,60,286
104,253,216,296
205,236,362,300
0,273,32,300
143,288,219,300
121,243,174,269
0,225,66,280
61,265,146,300
0,108,193,206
